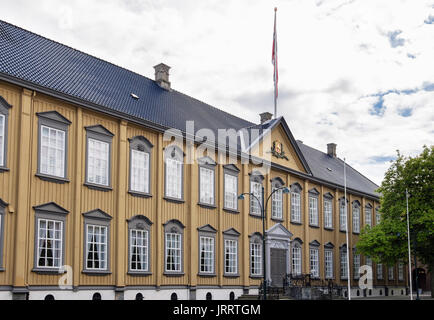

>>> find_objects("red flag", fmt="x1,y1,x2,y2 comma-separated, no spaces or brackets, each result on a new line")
272,8,278,99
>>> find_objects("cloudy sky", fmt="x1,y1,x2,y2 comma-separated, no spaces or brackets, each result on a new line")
1,0,433,185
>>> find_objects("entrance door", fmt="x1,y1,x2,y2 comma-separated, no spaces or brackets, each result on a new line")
270,248,287,287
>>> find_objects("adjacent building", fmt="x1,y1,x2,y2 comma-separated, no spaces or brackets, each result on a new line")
0,20,408,300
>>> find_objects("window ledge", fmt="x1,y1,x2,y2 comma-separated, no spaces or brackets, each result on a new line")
0,267,5,272
339,229,348,233
223,208,239,214
31,268,66,274
249,275,263,279
36,173,70,184
81,270,112,276
163,197,185,204
223,274,240,278
353,232,360,235
0,167,10,173
127,271,152,276
309,224,320,229
197,273,217,277
198,203,217,209
249,213,263,219
271,217,284,223
324,227,334,231
163,272,185,277
84,182,113,192
290,221,302,226
128,190,152,198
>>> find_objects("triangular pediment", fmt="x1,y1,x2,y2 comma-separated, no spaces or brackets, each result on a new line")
223,228,240,237
36,111,71,125
82,209,112,220
266,223,293,239
85,124,114,137
197,224,217,233
246,117,311,174
223,164,240,173
33,202,69,215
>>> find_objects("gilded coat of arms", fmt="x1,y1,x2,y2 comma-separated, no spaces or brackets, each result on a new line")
270,140,288,160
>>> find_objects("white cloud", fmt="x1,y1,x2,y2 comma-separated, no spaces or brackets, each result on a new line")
1,0,433,185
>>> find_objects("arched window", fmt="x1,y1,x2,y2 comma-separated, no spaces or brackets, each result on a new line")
206,292,212,300
324,242,334,279
290,183,302,223
198,224,217,276
249,232,263,277
271,177,284,220
352,201,360,234
128,215,153,274
309,240,320,278
249,171,264,217
353,247,360,280
128,136,153,196
223,165,239,212
171,293,178,301
291,238,302,276
135,293,144,300
308,188,320,227
92,292,102,300
164,220,185,274
164,145,184,200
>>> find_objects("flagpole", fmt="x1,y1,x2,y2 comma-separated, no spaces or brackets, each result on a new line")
272,7,278,118
344,158,351,300
406,188,413,300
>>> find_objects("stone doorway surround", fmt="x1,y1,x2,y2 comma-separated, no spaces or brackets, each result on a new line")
265,223,293,287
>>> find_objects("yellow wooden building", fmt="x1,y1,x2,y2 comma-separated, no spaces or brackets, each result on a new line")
0,20,408,300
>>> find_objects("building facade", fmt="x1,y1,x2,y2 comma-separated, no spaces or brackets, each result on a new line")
0,20,408,300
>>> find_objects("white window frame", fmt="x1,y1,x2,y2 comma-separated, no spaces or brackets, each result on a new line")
271,187,283,220
388,266,394,280
353,253,361,279
340,247,348,279
130,149,150,194
250,242,262,276
85,224,108,270
377,263,383,280
398,262,404,281
224,239,238,275
310,247,320,278
199,236,215,274
36,218,63,269
39,125,66,178
324,198,333,229
87,138,110,186
365,206,372,227
325,249,334,279
224,173,238,211
292,241,302,276
250,181,263,216
340,199,347,231
165,232,182,272
0,114,5,167
199,166,215,206
376,208,381,225
129,228,149,272
291,192,301,223
353,203,360,233
309,196,319,226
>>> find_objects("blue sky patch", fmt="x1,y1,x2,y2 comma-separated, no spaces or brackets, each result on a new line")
387,30,405,48
369,155,396,163
398,108,412,117
424,15,434,24
370,96,386,116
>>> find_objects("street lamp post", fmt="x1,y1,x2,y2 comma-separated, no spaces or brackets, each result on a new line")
238,185,290,300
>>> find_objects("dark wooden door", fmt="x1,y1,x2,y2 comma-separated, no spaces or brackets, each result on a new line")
270,248,286,287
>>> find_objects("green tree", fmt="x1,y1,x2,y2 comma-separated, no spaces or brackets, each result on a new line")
356,146,434,296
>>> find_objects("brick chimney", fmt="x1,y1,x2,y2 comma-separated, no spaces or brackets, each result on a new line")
260,112,273,124
153,63,171,90
327,143,337,158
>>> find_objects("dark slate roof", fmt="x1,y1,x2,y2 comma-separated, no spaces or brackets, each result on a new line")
296,141,380,197
0,20,379,198
0,20,252,134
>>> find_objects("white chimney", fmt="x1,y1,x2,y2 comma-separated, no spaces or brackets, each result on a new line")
153,63,171,90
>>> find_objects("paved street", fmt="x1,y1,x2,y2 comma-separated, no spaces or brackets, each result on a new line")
353,293,433,300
